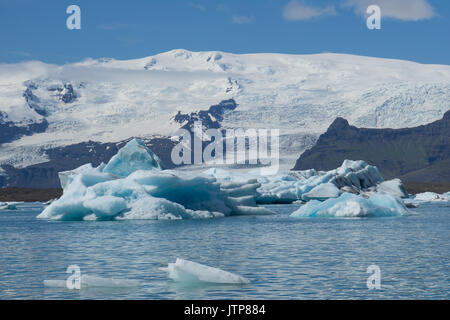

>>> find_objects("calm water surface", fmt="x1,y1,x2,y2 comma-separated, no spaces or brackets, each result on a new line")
0,202,448,299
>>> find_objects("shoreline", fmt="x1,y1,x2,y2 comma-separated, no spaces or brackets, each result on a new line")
0,188,62,202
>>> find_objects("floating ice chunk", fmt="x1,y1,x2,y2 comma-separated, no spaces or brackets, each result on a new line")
0,202,20,210
206,160,387,204
291,193,410,218
414,192,449,202
103,139,163,177
375,179,409,198
302,183,341,201
79,275,140,288
161,258,249,284
43,279,67,288
38,143,271,220
43,275,140,288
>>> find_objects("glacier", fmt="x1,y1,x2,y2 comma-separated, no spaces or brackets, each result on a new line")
160,258,249,285
1,50,450,171
37,139,273,221
291,193,410,218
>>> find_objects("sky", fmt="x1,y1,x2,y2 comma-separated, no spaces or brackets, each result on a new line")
0,0,449,65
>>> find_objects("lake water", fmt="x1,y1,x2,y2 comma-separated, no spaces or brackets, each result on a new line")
0,201,448,299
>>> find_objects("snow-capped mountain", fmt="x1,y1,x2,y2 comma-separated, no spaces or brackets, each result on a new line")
1,49,450,173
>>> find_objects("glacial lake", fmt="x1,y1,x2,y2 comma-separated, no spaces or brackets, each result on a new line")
0,202,448,299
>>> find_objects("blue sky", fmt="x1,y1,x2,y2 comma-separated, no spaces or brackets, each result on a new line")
0,0,449,65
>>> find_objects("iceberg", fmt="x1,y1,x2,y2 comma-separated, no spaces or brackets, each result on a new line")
38,139,273,221
413,192,449,202
43,275,140,288
160,258,249,285
291,193,410,218
206,160,390,204
103,138,163,177
0,202,20,210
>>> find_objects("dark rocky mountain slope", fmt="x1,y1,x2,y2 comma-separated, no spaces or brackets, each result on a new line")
293,110,450,182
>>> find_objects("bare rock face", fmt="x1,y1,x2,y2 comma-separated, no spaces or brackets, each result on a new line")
293,110,450,183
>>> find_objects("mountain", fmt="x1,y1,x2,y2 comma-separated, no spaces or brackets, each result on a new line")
1,49,449,187
293,111,450,182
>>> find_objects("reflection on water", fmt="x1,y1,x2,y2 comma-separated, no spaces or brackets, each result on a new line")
0,202,449,299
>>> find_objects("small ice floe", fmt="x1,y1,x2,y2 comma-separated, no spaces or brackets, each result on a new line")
413,192,449,202
404,202,420,209
160,258,249,285
0,202,20,210
43,275,140,289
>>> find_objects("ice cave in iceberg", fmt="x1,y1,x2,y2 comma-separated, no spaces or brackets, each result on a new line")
291,193,410,218
37,139,273,221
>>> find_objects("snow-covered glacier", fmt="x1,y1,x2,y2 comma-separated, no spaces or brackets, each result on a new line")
1,50,449,170
37,139,273,220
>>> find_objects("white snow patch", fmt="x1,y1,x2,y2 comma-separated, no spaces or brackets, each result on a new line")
1,50,449,169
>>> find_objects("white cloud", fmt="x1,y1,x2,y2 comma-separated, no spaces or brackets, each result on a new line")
283,1,336,21
344,0,435,21
232,15,253,24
